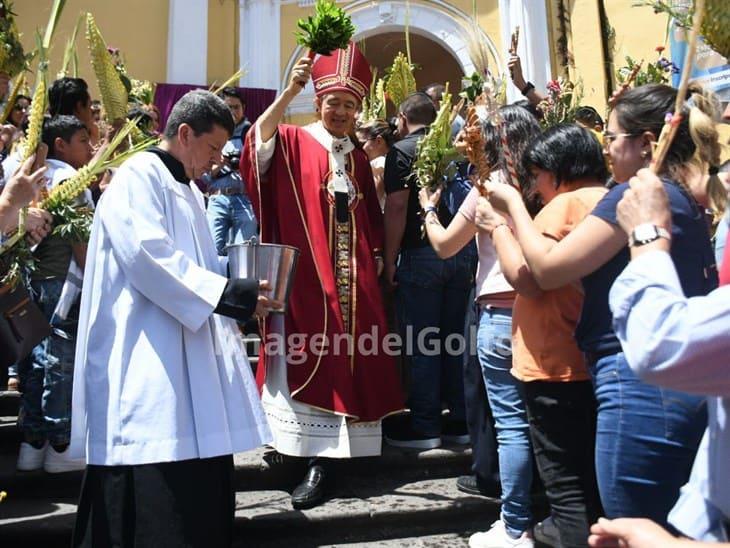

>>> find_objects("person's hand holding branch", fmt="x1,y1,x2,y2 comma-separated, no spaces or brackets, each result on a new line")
0,145,49,233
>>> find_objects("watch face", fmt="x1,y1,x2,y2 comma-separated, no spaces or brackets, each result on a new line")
634,224,658,242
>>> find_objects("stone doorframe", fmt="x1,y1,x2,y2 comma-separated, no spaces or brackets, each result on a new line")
282,0,504,115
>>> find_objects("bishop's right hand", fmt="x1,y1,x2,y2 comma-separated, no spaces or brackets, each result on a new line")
287,57,313,95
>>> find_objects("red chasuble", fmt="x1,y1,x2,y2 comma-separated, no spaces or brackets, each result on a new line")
241,124,404,422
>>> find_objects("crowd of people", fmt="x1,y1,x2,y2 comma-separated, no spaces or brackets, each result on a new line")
1,20,730,548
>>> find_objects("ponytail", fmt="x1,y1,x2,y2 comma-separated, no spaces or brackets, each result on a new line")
686,83,727,224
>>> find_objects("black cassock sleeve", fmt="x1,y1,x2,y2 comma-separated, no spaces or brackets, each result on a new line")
214,279,259,322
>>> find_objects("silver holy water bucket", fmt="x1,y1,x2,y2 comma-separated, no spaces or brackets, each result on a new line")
226,239,300,314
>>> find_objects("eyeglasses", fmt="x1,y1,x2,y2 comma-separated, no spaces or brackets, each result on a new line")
602,131,638,144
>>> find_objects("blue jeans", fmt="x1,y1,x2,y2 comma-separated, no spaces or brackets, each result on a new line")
396,245,474,436
477,307,532,538
206,193,258,255
590,352,706,527
17,279,78,446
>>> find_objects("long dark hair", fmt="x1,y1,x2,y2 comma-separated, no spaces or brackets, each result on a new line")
483,105,542,214
612,84,695,176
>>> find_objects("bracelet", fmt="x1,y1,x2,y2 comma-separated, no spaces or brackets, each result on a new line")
489,222,511,239
520,82,535,96
421,206,438,221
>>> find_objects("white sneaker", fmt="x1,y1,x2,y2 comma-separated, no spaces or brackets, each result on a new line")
469,520,535,548
534,516,561,547
43,445,86,474
17,441,48,471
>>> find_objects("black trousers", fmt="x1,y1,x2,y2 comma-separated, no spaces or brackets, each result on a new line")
72,454,235,548
464,348,499,483
524,380,602,548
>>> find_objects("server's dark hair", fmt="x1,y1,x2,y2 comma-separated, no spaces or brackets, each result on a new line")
163,90,234,139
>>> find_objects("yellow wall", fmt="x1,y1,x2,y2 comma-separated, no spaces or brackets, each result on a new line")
546,0,667,113
207,0,239,85
604,2,669,84
15,0,169,96
567,0,607,109
13,0,669,115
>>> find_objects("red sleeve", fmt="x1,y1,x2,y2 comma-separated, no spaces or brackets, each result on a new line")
720,240,730,286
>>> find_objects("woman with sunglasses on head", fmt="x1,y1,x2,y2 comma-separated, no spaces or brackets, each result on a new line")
479,83,718,527
356,119,397,211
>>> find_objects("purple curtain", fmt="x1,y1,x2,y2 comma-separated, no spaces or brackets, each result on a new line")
153,83,277,130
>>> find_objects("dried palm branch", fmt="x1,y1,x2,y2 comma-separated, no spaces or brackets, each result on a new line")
21,34,48,163
385,52,417,110
0,71,24,124
210,68,247,96
58,12,83,79
86,13,129,123
463,96,491,196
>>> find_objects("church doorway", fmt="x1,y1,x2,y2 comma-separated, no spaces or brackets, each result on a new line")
359,31,465,111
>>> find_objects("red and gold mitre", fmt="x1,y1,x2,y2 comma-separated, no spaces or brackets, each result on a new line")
311,42,372,103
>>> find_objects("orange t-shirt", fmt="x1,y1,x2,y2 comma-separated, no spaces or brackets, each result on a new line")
512,185,608,382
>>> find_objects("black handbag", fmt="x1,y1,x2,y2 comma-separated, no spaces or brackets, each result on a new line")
0,281,51,369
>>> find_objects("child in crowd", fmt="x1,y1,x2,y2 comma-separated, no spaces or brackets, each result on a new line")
16,115,94,474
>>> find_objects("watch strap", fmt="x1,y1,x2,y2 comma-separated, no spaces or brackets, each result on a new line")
629,224,671,247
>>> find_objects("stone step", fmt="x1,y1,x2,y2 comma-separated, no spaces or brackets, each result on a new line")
0,439,472,496
0,475,505,547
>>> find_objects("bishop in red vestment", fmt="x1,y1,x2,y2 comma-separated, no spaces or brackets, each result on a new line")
240,43,404,509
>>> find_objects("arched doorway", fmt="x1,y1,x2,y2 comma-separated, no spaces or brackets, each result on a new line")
359,31,464,113
284,0,502,117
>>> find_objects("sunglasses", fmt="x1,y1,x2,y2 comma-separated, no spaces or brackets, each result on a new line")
602,131,639,144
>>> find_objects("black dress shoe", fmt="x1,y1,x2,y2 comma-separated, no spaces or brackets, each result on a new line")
291,463,327,509
456,474,501,498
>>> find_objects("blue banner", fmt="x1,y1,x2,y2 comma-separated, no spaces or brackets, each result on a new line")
669,3,730,102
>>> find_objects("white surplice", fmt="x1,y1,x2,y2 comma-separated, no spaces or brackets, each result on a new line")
70,151,271,466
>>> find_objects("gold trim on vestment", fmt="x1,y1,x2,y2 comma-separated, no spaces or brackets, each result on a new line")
280,143,329,400
252,124,264,234
349,209,357,375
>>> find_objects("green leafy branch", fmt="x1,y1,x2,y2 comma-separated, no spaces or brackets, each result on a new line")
412,85,462,192
295,0,355,56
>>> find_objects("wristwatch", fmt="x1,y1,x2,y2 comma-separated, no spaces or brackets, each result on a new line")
520,81,535,96
629,223,671,247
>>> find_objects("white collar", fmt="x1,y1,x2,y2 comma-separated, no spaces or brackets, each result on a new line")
304,121,354,194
